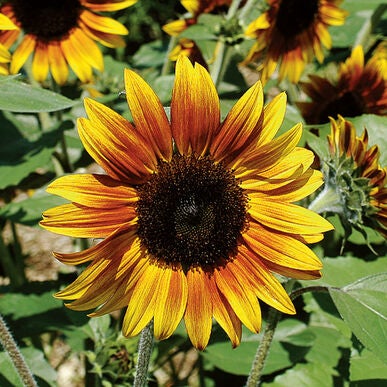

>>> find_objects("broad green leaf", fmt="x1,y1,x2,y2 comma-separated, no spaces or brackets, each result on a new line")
0,111,73,189
203,320,315,376
22,347,56,387
0,75,75,112
350,349,387,381
330,273,387,363
312,256,387,288
132,40,168,69
0,188,68,226
263,363,335,387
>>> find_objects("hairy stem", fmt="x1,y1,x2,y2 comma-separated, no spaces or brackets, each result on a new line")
0,314,38,387
133,320,154,387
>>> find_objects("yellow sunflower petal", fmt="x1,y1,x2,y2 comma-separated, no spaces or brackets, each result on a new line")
78,99,156,182
0,13,18,30
53,224,136,265
80,10,128,35
60,34,93,83
235,248,295,314
31,42,49,83
210,81,264,164
207,277,242,348
243,221,323,271
263,260,321,280
241,147,315,190
215,265,261,333
249,200,334,235
257,92,287,146
249,169,324,202
235,123,303,176
122,264,162,337
181,0,200,15
171,56,220,156
55,258,110,300
162,19,190,36
81,0,137,11
47,174,138,208
47,42,69,85
0,43,10,63
10,35,36,74
184,268,213,350
70,27,104,72
41,203,136,238
79,21,126,48
153,266,188,340
124,68,172,161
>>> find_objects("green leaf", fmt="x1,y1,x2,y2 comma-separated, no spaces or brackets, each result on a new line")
263,363,335,387
311,256,387,288
0,111,72,189
329,273,387,363
350,349,387,381
22,347,57,386
203,320,315,376
0,75,75,112
132,40,168,69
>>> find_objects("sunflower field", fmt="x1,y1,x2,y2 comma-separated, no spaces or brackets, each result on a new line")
0,0,386,386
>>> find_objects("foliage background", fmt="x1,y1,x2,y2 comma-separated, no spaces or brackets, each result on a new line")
0,0,386,386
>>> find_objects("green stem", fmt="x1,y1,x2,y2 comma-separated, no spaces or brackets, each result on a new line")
161,35,177,76
246,280,295,386
210,0,242,88
246,307,281,387
238,0,260,25
0,314,38,387
290,285,332,301
133,320,154,387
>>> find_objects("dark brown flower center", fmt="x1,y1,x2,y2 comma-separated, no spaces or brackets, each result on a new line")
275,0,319,37
318,91,365,123
136,154,248,271
10,0,82,41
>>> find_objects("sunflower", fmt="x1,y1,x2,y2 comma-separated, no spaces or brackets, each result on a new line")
0,0,136,85
321,115,387,238
298,45,387,124
0,12,18,75
244,0,348,84
41,56,333,349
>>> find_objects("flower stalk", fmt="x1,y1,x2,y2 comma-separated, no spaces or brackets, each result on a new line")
133,320,154,387
245,307,281,386
0,314,38,387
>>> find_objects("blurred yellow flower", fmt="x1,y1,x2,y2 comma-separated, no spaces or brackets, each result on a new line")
244,0,347,83
298,45,387,124
0,12,18,75
0,0,136,84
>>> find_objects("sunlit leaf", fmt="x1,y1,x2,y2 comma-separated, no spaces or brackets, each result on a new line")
0,75,75,112
329,273,387,363
350,349,387,381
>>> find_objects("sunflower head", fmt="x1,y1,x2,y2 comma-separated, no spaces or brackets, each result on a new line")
0,13,17,74
298,45,387,124
244,0,348,84
41,56,333,349
0,0,136,84
321,116,387,239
